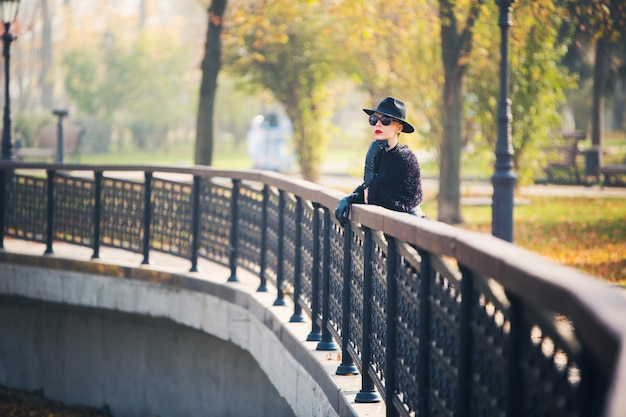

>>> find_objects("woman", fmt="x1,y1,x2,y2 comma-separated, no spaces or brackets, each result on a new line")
335,96,425,226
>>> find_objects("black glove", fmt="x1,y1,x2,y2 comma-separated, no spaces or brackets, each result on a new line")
363,140,387,186
334,192,360,227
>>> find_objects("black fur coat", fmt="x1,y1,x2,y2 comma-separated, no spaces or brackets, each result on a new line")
364,144,423,213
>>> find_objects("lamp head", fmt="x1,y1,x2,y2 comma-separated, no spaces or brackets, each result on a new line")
0,0,20,25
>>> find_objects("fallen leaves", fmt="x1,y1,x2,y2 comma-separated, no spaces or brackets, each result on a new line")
461,196,626,286
0,385,111,417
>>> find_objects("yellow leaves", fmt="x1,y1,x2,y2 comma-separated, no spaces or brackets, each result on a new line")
600,4,611,16
522,222,625,283
251,52,266,63
229,9,247,26
461,197,626,284
479,2,491,20
325,352,342,361
543,244,625,285
277,33,290,44
0,384,112,416
360,28,374,40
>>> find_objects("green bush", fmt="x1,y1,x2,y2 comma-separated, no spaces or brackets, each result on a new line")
12,113,54,148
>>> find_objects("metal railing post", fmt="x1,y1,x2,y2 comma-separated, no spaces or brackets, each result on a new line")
506,294,523,417
337,223,358,375
290,197,304,322
257,185,269,292
92,171,103,259
579,344,606,416
141,171,153,265
189,175,201,272
44,169,55,255
457,265,475,417
385,236,398,416
227,179,241,282
355,226,380,402
316,207,337,351
0,168,6,249
273,189,286,306
417,249,432,416
306,203,322,342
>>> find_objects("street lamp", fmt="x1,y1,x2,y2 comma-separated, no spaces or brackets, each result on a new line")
53,109,68,163
491,0,517,243
0,0,20,161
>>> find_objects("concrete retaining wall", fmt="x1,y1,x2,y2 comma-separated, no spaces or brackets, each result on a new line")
0,254,362,417
0,295,293,417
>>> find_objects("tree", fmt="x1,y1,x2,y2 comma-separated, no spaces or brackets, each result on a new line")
195,0,228,166
120,33,195,149
39,0,53,109
223,0,341,181
62,48,119,122
437,0,484,224
333,0,442,152
562,0,626,147
8,0,55,112
468,0,575,186
63,31,195,150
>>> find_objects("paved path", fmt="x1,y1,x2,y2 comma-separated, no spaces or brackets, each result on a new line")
318,147,626,199
317,173,626,199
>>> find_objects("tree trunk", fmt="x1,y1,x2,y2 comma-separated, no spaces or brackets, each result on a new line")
284,98,321,183
438,69,464,224
591,36,607,148
437,0,481,224
40,0,53,110
139,0,147,29
613,77,625,131
195,0,228,166
437,0,464,224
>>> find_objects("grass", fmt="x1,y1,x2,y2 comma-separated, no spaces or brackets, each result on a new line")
457,197,626,286
68,140,255,170
68,138,626,285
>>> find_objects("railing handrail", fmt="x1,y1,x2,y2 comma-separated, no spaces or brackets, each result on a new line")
1,161,625,417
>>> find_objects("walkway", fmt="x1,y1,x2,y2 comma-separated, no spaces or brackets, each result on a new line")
318,150,626,199
318,173,626,199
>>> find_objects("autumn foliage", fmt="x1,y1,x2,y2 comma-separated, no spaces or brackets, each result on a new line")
460,196,626,285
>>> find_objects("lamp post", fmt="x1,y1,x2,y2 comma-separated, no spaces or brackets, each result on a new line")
53,109,68,163
491,0,516,243
0,0,20,161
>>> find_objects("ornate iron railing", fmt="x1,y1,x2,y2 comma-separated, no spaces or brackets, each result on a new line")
1,162,625,417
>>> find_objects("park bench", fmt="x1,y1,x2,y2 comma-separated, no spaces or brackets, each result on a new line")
599,155,626,187
15,124,85,162
542,131,586,184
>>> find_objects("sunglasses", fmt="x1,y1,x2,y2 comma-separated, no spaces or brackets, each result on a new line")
368,114,396,126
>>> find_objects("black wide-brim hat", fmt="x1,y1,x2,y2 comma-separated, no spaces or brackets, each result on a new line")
363,96,415,133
